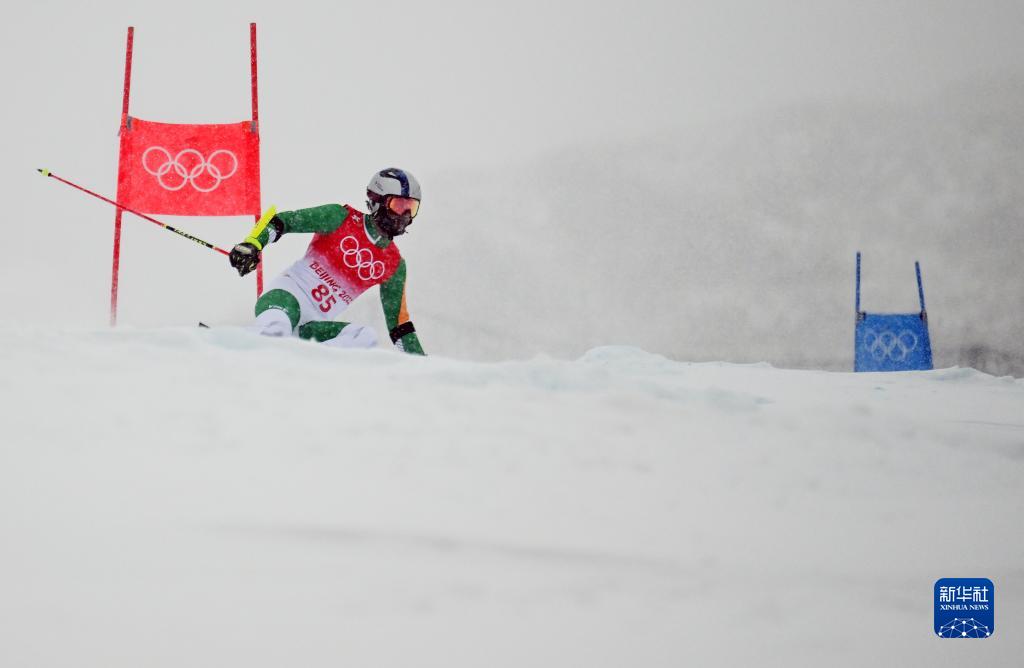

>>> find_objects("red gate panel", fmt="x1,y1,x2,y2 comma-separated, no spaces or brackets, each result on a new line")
117,118,261,217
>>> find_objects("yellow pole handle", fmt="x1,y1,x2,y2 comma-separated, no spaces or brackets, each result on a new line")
244,205,277,249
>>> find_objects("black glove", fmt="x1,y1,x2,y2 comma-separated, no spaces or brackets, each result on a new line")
229,242,261,277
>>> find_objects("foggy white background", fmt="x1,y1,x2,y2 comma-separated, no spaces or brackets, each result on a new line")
1,0,1022,371
2,4,1024,666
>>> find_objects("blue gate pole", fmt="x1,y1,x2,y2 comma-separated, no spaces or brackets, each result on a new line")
915,261,927,317
855,252,862,317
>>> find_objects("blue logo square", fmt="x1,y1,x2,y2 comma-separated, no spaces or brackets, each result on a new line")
935,578,994,638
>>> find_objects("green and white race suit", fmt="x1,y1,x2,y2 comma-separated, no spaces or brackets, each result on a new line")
242,203,425,355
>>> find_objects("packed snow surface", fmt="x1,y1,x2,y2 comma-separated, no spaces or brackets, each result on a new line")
1,328,1022,666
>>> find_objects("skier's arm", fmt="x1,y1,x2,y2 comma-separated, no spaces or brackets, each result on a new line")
380,259,425,355
230,204,350,277
243,204,350,249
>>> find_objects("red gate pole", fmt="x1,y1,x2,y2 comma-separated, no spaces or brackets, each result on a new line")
250,22,264,296
110,26,134,326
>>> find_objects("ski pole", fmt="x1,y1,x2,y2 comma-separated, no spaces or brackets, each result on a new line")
37,168,230,256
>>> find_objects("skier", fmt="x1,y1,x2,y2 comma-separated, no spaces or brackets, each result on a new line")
228,168,425,355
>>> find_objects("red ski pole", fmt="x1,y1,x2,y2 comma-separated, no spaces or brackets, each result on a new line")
37,168,230,256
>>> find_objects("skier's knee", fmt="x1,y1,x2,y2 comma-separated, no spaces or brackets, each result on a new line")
254,289,301,331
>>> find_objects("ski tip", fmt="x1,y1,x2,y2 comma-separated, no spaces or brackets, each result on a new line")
37,168,50,177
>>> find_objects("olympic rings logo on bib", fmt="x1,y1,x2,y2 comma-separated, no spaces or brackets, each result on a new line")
339,235,385,281
141,146,239,192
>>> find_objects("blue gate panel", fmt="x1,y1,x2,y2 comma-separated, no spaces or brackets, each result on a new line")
855,313,933,372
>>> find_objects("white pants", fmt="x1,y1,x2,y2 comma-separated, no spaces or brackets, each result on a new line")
251,273,378,349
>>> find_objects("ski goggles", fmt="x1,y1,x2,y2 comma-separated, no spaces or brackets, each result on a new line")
386,195,420,218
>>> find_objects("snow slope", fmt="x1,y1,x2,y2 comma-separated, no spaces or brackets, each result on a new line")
1,329,1022,666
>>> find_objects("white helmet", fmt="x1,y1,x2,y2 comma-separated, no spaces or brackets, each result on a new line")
366,168,422,238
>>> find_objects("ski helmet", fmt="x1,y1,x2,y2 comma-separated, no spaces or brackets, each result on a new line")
366,167,422,238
